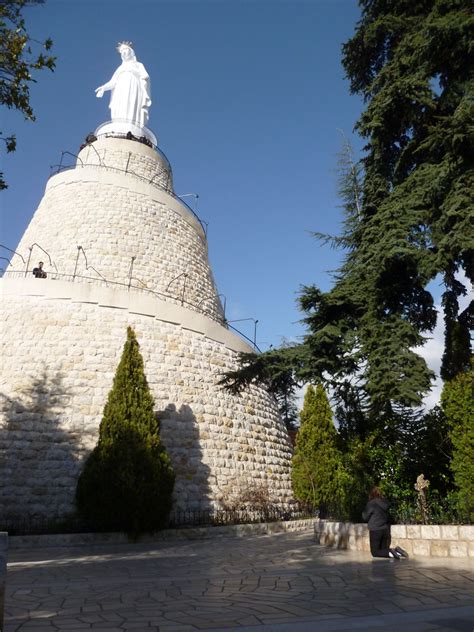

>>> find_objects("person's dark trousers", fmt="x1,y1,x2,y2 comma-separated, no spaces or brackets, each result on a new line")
369,527,391,558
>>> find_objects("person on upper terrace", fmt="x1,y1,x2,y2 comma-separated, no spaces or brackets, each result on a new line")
32,261,47,278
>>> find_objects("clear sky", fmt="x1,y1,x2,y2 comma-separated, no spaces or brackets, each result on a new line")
2,0,365,346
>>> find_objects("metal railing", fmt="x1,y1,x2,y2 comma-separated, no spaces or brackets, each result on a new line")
0,507,313,536
1,268,224,320
50,147,208,238
1,237,261,350
1,268,261,350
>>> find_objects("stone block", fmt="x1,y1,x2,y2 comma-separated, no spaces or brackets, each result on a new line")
449,541,468,557
406,525,421,539
430,540,449,557
440,525,459,540
468,542,474,557
420,525,440,539
392,525,406,538
459,526,474,541
412,539,430,556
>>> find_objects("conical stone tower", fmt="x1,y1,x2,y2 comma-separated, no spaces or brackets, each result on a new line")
0,47,293,518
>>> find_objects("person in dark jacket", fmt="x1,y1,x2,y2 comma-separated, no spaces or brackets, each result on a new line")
362,487,408,559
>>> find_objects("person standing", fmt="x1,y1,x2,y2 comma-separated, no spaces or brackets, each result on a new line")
32,261,47,278
362,487,408,559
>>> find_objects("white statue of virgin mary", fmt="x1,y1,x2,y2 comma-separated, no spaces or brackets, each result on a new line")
95,42,151,128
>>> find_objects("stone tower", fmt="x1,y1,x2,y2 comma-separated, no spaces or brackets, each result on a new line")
0,51,293,518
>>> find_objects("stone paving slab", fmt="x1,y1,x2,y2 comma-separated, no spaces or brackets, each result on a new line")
4,529,474,631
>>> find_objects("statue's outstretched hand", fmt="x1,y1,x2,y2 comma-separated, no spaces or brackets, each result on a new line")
95,86,105,98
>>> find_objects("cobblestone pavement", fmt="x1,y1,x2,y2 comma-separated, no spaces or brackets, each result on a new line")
4,529,474,631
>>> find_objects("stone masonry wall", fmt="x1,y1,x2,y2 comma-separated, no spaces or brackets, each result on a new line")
78,137,173,192
9,138,222,321
0,281,293,518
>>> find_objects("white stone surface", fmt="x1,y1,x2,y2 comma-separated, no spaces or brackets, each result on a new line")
9,137,222,322
95,43,151,129
1,135,294,518
0,287,294,516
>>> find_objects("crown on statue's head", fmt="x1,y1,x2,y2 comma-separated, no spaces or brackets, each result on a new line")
117,41,133,51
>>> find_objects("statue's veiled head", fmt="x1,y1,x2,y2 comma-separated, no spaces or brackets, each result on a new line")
117,41,136,62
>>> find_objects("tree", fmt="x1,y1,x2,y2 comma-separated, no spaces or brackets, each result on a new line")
441,360,474,521
76,327,175,535
221,0,473,436
218,2,472,521
291,384,346,515
0,0,55,189
337,0,473,408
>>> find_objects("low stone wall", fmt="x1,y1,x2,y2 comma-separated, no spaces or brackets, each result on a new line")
0,532,7,632
314,519,474,558
9,518,314,550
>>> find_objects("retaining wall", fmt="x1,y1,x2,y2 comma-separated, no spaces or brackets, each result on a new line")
8,519,314,549
314,519,474,558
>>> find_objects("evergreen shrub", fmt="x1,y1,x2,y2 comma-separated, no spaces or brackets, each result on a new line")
76,327,175,535
441,360,474,522
291,384,347,517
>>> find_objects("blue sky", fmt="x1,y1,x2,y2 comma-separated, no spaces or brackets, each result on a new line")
2,0,365,350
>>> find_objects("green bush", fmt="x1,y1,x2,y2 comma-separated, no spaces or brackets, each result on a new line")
76,327,175,535
441,360,474,522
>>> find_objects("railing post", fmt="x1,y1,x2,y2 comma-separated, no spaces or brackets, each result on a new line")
128,256,136,290
73,246,82,280
25,247,33,277
181,274,187,306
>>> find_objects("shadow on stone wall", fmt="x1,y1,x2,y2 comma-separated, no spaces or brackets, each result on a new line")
0,368,80,518
157,403,211,511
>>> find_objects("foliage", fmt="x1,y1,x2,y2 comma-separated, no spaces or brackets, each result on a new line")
218,1,473,521
291,385,347,515
401,406,453,495
219,479,281,521
336,0,473,409
392,489,465,525
222,0,472,420
76,327,175,535
441,360,474,521
0,0,55,189
217,344,306,431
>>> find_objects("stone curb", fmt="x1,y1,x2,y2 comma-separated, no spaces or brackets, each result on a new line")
8,518,314,549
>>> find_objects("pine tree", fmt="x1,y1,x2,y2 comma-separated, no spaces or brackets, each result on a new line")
291,384,346,514
441,360,474,521
76,327,175,535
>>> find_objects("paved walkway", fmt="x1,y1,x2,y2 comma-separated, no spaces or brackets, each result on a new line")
4,529,474,631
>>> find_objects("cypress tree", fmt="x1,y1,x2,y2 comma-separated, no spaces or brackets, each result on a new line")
441,360,474,521
291,384,346,514
76,326,175,535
